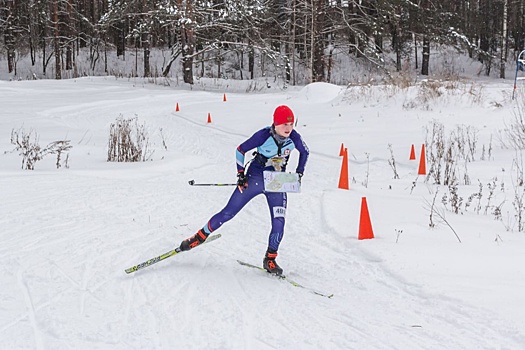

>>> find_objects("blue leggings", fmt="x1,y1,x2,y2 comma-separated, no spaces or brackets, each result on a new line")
202,172,287,252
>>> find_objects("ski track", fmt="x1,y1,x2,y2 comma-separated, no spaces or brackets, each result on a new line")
1,81,524,349
16,269,44,350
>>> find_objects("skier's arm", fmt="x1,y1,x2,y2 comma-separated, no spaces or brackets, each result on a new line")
236,128,269,172
291,130,309,174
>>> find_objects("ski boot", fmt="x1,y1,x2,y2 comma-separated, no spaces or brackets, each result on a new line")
263,249,283,276
179,229,208,251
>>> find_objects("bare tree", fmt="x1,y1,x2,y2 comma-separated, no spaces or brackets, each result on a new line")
50,0,61,79
0,0,521,82
311,0,326,82
500,0,508,79
178,0,195,84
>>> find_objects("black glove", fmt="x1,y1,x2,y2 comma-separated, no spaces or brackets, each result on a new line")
297,172,303,184
237,172,248,192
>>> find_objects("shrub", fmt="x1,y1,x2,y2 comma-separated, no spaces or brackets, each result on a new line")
10,127,72,170
107,116,152,162
10,128,42,170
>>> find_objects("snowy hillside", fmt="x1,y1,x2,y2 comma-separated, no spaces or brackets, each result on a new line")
1,77,525,349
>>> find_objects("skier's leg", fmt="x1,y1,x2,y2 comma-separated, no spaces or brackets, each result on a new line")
265,191,287,250
204,180,261,233
180,174,263,251
262,191,287,274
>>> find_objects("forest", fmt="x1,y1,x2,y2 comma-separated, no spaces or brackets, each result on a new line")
0,1,522,84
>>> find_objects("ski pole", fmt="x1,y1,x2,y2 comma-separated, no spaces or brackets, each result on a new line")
188,180,237,186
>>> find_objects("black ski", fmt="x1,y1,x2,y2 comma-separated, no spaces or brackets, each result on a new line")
237,260,334,298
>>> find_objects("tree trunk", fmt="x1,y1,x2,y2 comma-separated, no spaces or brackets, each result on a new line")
30,39,36,66
238,51,244,80
143,32,150,77
311,0,325,82
162,43,181,77
138,0,150,77
181,26,194,84
66,45,73,71
414,34,418,70
201,53,204,77
178,0,195,84
249,44,254,79
42,39,47,75
500,0,508,79
421,36,430,76
517,0,525,53
217,48,221,78
5,30,15,74
51,0,61,79
326,44,333,83
65,0,74,71
104,41,108,73
4,0,15,73
132,43,137,76
392,25,401,72
291,0,297,85
116,22,126,57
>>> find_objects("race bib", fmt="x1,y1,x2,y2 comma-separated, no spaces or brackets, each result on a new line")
273,206,286,218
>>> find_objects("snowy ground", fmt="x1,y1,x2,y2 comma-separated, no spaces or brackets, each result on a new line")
1,77,525,349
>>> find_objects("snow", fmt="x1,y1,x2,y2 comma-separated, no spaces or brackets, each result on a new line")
1,76,525,349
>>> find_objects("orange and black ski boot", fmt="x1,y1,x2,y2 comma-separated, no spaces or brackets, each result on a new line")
179,229,208,251
263,249,283,276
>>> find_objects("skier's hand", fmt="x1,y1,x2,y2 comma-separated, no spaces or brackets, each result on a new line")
237,172,248,193
297,172,303,184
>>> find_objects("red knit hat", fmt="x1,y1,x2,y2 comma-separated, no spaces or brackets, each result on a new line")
273,105,295,126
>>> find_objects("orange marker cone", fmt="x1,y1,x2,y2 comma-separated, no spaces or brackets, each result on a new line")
176,103,180,112
409,144,416,160
338,148,349,190
207,113,212,123
418,144,426,175
223,93,227,102
358,197,374,240
339,143,345,156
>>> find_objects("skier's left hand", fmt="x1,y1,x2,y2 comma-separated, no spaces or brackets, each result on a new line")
297,172,303,184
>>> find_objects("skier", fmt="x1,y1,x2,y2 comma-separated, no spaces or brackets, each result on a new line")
179,105,309,275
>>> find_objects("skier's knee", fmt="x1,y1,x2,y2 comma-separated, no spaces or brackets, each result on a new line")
221,210,235,222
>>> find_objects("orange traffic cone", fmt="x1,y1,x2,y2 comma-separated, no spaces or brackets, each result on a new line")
176,103,180,112
409,144,416,160
418,144,426,175
338,148,349,190
207,113,212,123
339,143,345,156
358,197,374,240
223,93,227,102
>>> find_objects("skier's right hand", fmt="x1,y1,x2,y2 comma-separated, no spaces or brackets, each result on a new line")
237,172,248,193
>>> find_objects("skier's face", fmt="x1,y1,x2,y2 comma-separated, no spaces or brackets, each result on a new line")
275,122,294,138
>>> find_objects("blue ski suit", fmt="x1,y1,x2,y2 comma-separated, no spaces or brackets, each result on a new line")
201,126,309,251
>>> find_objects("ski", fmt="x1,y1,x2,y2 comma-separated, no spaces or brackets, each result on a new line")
236,260,334,298
125,234,222,274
